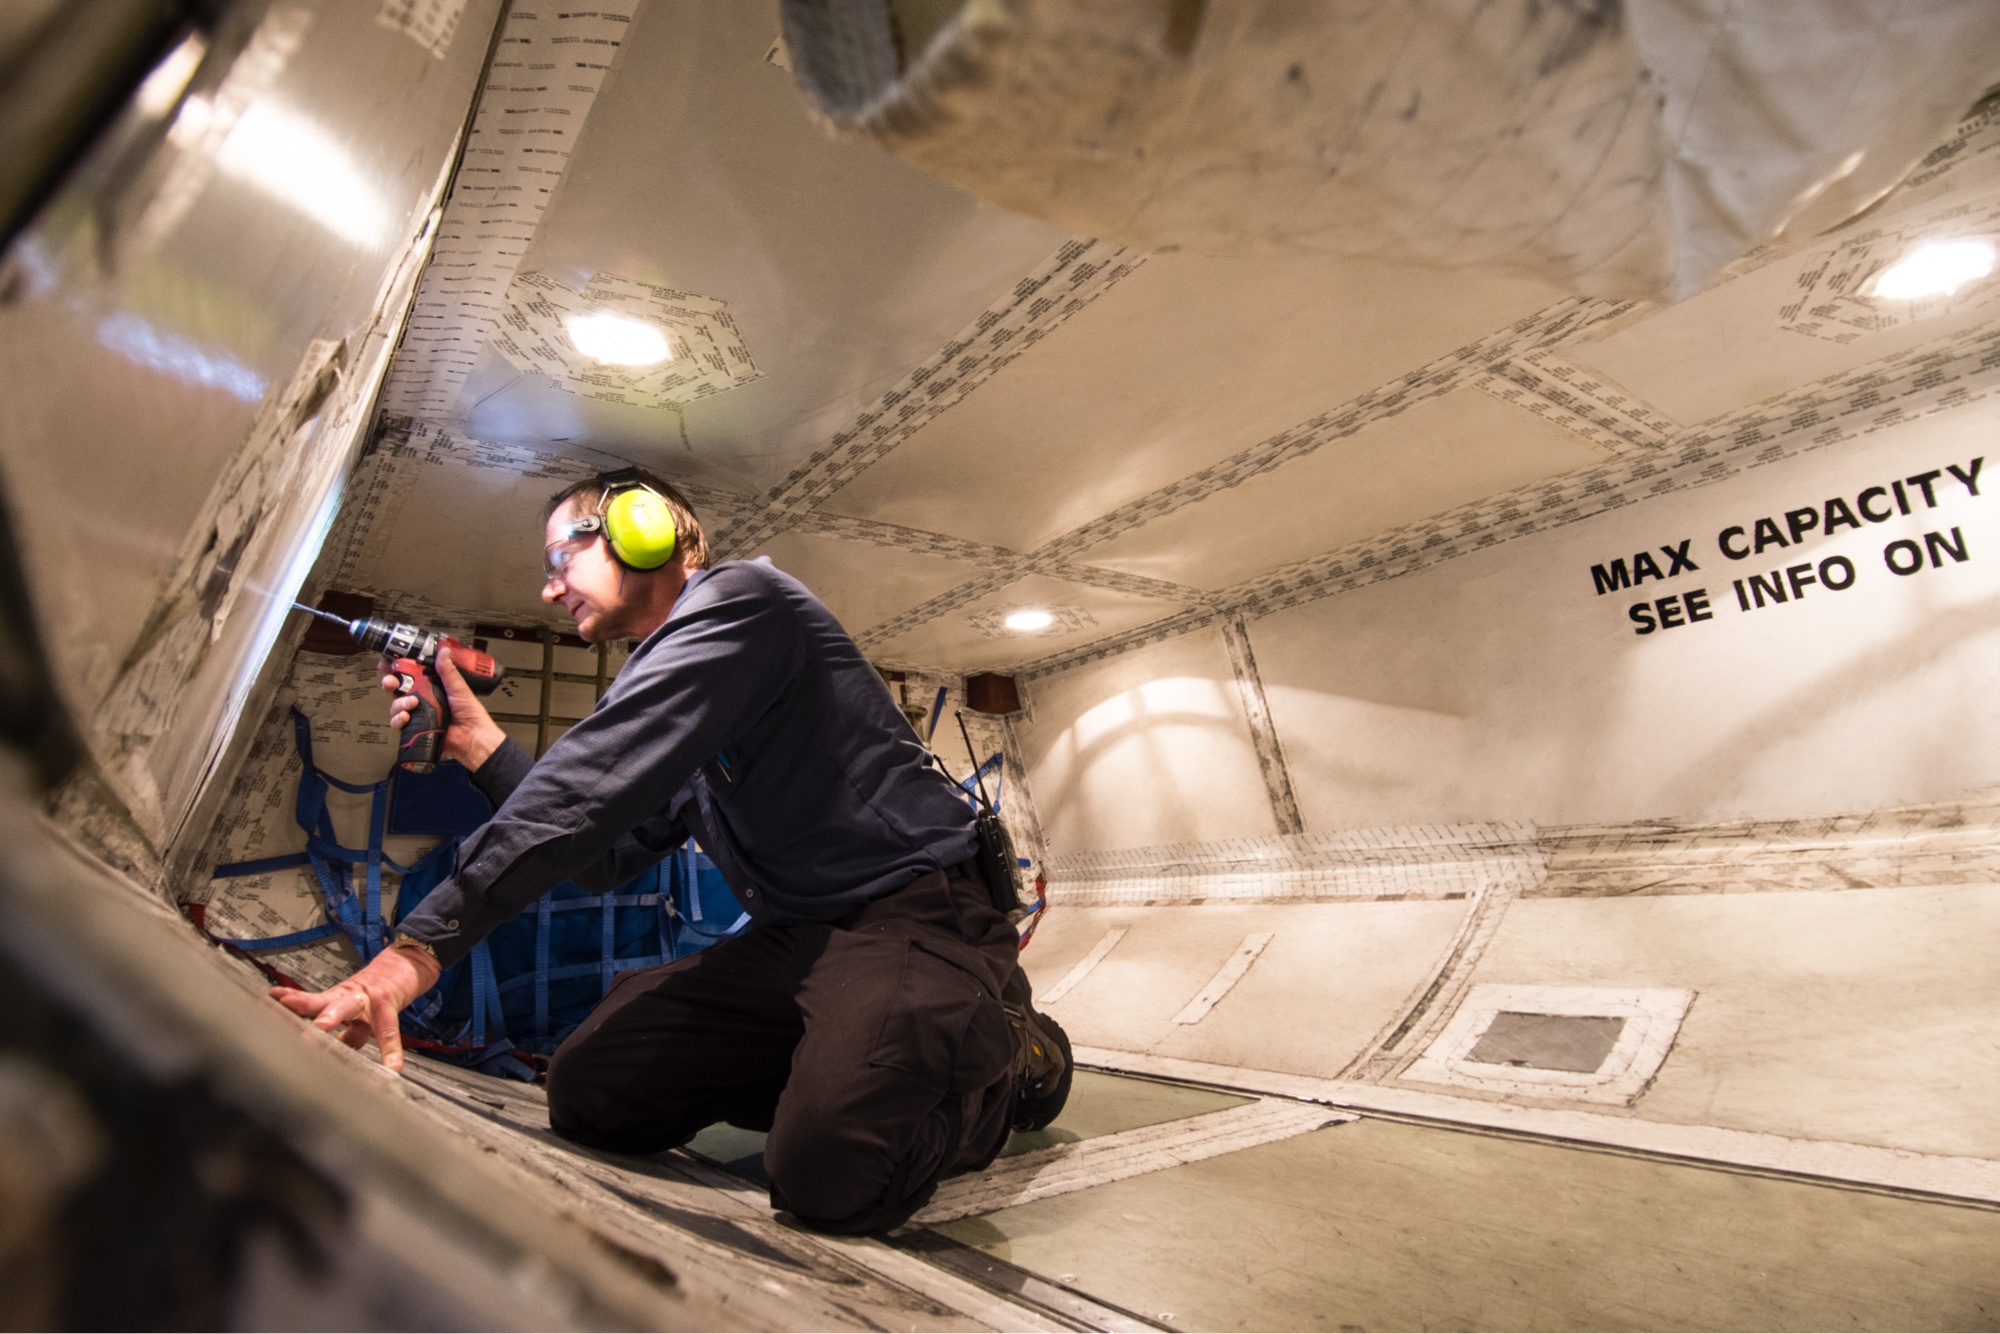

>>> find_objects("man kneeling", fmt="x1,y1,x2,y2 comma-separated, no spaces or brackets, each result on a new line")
272,469,1070,1233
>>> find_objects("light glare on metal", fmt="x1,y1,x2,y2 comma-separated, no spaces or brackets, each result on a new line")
1004,609,1056,632
134,35,207,119
214,101,390,247
563,312,673,366
1872,239,1996,300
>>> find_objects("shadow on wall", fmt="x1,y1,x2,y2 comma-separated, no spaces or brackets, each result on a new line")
1263,685,1475,821
1043,675,1261,848
1663,587,2000,814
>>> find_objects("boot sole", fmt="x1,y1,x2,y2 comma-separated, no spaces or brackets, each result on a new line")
1012,1009,1073,1132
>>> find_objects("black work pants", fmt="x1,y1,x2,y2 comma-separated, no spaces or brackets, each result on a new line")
544,864,1019,1234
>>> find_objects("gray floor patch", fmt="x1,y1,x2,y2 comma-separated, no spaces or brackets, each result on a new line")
913,1097,1351,1224
1404,984,1695,1105
1468,1011,1627,1073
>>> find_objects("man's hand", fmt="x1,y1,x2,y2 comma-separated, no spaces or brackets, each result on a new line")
382,646,507,771
270,943,441,1071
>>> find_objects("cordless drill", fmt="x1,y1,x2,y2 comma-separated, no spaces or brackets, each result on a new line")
295,605,504,772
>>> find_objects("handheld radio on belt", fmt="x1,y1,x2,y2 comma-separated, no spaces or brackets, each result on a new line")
294,605,505,772
956,711,1025,914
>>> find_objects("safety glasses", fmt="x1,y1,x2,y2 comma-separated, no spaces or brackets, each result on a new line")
543,516,604,579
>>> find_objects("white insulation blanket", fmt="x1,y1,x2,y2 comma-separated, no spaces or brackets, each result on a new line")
782,0,2000,300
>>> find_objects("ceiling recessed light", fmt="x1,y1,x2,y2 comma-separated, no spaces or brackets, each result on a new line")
563,311,673,366
1872,239,1996,300
1003,608,1056,632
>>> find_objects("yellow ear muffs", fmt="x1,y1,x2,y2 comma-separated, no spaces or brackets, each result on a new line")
602,486,678,570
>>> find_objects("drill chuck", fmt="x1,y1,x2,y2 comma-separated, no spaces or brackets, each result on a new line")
292,606,505,693
347,616,442,665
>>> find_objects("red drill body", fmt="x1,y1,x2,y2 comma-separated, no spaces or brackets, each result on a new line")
339,616,504,772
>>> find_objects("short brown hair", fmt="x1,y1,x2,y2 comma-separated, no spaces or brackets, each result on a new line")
545,469,709,571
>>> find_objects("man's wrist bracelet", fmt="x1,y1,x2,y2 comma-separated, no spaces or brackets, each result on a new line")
388,933,439,964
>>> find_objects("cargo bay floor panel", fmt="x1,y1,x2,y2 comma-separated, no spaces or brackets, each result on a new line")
401,1058,2000,1332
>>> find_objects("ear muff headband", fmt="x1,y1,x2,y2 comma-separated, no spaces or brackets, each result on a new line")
601,484,678,570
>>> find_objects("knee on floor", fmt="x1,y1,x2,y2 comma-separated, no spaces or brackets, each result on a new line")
762,1123,897,1230
543,1073,592,1140
543,1042,626,1139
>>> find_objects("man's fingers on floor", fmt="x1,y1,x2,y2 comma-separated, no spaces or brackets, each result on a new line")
373,1003,406,1071
274,996,317,1019
313,988,367,1032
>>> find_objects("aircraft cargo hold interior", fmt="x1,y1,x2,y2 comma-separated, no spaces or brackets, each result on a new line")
5,1,2000,1328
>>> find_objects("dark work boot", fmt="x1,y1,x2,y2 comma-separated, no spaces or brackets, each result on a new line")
1002,967,1072,1132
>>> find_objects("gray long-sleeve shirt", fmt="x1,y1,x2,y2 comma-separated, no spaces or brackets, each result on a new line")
397,558,979,969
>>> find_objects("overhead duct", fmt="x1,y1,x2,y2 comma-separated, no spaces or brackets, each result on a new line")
781,0,2000,301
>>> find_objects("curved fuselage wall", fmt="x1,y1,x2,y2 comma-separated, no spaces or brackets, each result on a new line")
1016,390,2000,1168
1023,399,2000,844
1278,411,1993,831
0,0,500,885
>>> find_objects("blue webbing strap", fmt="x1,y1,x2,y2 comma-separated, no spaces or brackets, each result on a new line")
215,711,700,1049
534,897,553,1047
468,940,501,1047
676,910,750,941
506,875,673,1041
683,844,702,922
500,879,673,1002
657,874,674,961
213,851,311,877
957,751,1003,809
209,921,345,951
289,708,392,960
212,710,437,960
304,848,362,953
699,912,753,938
674,846,748,940
601,890,616,995
209,851,346,951
364,760,389,959
532,893,665,911
497,953,666,992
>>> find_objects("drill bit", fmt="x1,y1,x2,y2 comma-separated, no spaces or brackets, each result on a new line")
293,602,353,630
